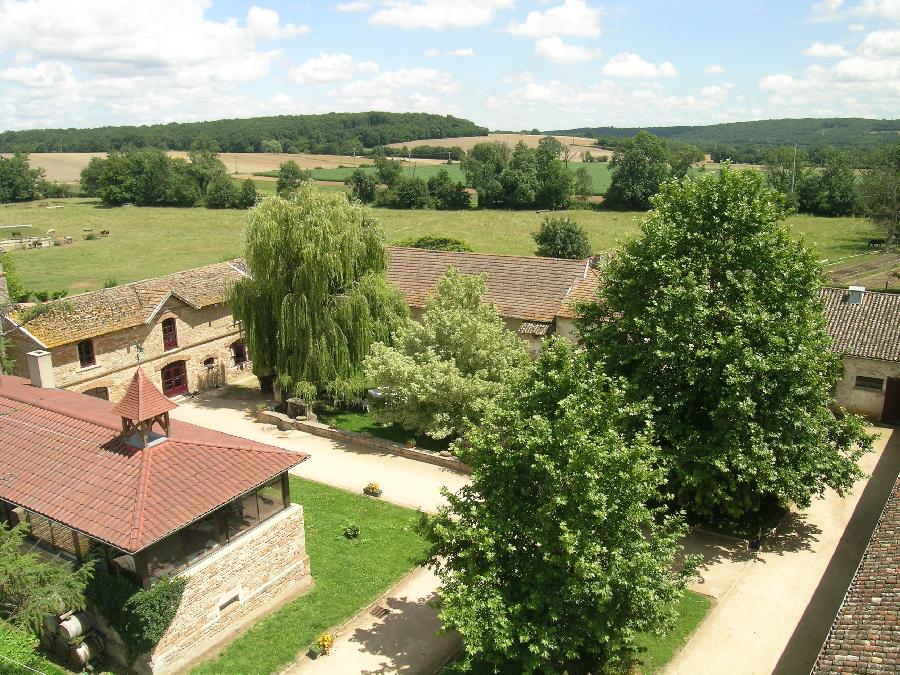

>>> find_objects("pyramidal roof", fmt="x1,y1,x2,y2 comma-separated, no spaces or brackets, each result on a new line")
111,367,177,422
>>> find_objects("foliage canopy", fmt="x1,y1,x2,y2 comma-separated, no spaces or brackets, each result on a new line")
365,268,527,439
230,186,407,400
421,339,695,672
578,165,873,522
533,216,592,259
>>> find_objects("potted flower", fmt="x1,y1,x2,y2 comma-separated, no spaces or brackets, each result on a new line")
363,482,382,497
317,633,334,656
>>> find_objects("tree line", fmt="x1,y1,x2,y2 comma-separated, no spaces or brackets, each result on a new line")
0,112,488,155
0,153,73,203
79,144,258,208
551,117,900,164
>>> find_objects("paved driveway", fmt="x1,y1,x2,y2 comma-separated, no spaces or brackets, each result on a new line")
170,385,470,514
667,426,898,675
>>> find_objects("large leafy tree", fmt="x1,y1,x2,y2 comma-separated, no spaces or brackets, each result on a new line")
365,268,527,439
462,142,511,208
275,160,310,196
578,165,872,522
230,186,407,399
605,131,672,210
859,143,900,245
421,339,694,673
0,153,43,203
0,523,91,633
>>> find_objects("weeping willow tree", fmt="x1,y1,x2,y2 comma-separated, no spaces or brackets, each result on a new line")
230,185,407,399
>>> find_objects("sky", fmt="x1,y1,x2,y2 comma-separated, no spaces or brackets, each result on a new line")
0,0,898,132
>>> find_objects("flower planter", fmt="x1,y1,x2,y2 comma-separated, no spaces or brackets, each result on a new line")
363,487,382,498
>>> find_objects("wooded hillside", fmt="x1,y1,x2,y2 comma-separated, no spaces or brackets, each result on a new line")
550,118,899,152
0,112,488,155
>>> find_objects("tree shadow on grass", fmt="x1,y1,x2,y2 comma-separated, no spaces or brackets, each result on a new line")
348,591,461,675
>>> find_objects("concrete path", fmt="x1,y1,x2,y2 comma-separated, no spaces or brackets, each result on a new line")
666,426,899,675
282,567,461,675
170,384,470,514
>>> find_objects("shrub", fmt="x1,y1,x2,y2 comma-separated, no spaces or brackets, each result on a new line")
0,622,64,675
85,233,98,240
103,278,118,288
395,236,474,252
86,569,187,660
343,523,360,539
532,216,592,259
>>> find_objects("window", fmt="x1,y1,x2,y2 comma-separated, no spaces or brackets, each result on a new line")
226,492,259,540
231,340,248,367
257,476,287,522
161,361,188,396
203,357,216,370
162,318,178,350
77,339,95,368
855,376,884,391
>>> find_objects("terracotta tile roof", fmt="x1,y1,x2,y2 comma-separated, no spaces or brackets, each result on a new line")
110,368,177,422
556,267,603,319
814,475,900,673
0,375,306,553
820,288,900,362
6,261,247,349
386,247,591,323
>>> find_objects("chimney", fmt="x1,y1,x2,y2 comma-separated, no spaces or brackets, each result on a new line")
848,285,865,305
26,350,55,389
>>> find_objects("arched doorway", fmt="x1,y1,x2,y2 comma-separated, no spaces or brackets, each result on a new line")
82,386,109,400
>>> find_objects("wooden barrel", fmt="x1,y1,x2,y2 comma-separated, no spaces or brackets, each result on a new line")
59,612,92,640
71,635,103,667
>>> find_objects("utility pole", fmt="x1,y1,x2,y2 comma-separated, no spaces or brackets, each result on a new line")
790,144,798,195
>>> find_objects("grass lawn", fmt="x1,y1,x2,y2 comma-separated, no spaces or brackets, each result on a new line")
192,476,428,674
634,591,712,673
1,198,881,295
317,407,452,452
442,590,712,673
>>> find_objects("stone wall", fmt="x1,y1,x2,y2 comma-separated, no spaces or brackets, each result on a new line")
146,503,311,675
834,355,900,420
9,300,251,400
259,410,471,473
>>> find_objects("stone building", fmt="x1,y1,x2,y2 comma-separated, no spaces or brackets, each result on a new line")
820,286,900,423
2,261,252,401
0,366,311,674
385,247,601,353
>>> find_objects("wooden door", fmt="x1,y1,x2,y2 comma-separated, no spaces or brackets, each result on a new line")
161,361,188,397
883,378,900,424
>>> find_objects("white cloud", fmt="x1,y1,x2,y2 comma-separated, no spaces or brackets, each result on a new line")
534,36,601,63
602,52,677,78
508,0,602,38
812,0,900,20
245,6,309,40
290,53,378,84
486,72,741,129
335,68,460,112
704,64,726,74
858,29,900,57
804,42,850,57
759,27,900,118
368,0,514,30
849,22,866,30
425,48,476,58
0,0,309,129
334,1,373,10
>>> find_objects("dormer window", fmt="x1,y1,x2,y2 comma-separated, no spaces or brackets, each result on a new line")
162,318,178,350
77,339,96,368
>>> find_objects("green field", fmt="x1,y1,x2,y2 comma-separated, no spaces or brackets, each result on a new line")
256,161,618,195
0,197,882,295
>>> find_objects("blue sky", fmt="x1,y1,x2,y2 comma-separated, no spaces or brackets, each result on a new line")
0,0,898,132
